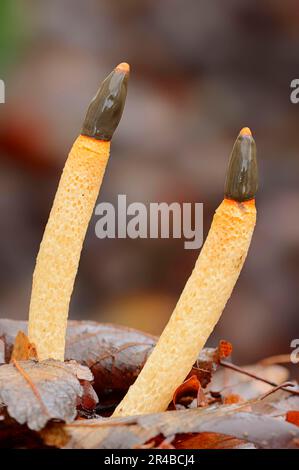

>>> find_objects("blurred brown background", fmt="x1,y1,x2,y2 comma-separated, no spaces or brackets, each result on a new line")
0,0,299,369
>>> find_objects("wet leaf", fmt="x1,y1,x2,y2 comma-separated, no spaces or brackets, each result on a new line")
65,321,155,401
63,399,299,449
0,359,93,431
0,321,233,408
0,319,155,403
1,319,298,449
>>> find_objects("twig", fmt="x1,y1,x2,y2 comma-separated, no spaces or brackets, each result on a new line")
260,382,296,400
219,360,299,397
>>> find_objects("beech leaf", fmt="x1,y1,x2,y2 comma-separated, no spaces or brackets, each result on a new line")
0,319,155,403
148,432,255,449
0,359,93,431
63,396,299,449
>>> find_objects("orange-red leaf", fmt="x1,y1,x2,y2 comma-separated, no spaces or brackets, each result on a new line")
286,410,299,427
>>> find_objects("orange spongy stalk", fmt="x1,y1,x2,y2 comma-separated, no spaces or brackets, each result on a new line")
28,136,110,361
113,198,256,417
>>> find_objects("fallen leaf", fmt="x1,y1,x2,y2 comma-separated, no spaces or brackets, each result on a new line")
0,409,46,449
141,432,252,449
0,339,4,364
147,435,175,449
174,432,255,449
65,321,156,402
1,319,298,449
223,394,244,405
40,422,70,448
190,340,233,388
209,363,289,400
173,375,207,409
78,381,99,412
11,331,38,361
0,320,234,409
0,359,93,431
286,411,299,427
0,319,28,362
0,319,155,404
251,387,299,416
62,398,299,449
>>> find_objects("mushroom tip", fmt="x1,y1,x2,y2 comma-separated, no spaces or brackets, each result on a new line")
115,62,130,74
239,127,252,137
81,63,129,141
224,129,258,202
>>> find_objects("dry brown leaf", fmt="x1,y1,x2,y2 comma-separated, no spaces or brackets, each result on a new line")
0,319,298,449
190,340,233,388
65,321,156,400
40,422,70,448
173,375,207,409
11,331,38,361
62,395,299,449
173,432,255,449
0,319,155,404
0,359,93,431
223,394,244,405
141,431,253,449
0,339,4,364
0,320,233,409
209,363,289,400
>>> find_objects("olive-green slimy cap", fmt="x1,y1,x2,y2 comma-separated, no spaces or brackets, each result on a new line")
81,62,130,141
224,127,258,201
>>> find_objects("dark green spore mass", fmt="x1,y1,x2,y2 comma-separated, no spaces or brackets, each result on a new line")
82,68,129,141
224,133,258,201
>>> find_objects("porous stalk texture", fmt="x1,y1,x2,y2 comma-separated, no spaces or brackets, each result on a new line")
113,199,256,416
28,135,110,361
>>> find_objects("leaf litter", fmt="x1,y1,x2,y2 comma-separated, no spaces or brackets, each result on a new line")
0,319,298,449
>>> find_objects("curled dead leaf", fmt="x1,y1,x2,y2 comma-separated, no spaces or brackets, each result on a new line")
11,331,38,361
173,375,207,409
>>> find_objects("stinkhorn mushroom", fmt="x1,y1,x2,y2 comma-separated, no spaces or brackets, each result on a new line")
28,63,130,361
113,127,258,417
